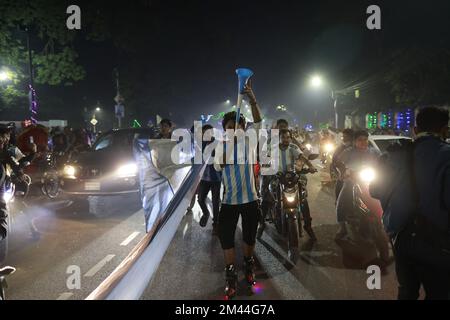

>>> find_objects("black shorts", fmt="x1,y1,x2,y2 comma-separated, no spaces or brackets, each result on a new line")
218,201,260,250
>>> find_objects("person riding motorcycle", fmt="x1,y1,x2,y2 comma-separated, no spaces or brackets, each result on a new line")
331,129,354,200
259,128,318,239
67,128,91,161
334,129,391,269
319,129,335,163
0,124,36,198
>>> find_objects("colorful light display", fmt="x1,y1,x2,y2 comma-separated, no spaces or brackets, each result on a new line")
386,110,393,129
405,108,413,132
366,112,378,129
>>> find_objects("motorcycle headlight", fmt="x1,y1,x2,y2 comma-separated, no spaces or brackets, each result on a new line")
359,167,376,183
305,143,312,151
286,195,296,203
63,165,76,178
324,143,335,153
284,191,297,203
116,163,137,178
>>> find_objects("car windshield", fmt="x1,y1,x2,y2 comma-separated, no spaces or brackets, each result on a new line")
115,131,154,146
93,130,154,151
93,134,113,151
373,138,408,152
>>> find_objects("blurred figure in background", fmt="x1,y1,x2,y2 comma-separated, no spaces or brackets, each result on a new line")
197,124,222,235
157,119,173,139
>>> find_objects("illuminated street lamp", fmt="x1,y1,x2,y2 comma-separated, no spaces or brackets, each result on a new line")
226,99,231,104
309,75,323,88
308,74,339,128
0,69,12,82
276,105,287,112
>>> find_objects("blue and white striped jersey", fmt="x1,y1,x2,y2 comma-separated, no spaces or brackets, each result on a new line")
214,122,261,205
277,144,302,173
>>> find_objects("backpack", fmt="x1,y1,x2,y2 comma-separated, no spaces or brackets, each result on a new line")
369,139,416,237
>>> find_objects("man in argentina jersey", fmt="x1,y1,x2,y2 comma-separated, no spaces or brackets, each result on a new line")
277,129,303,173
278,129,318,239
213,82,262,298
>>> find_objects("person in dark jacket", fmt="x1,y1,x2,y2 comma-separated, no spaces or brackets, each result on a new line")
331,128,354,201
389,107,450,300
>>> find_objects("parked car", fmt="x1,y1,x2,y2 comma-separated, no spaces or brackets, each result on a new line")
61,128,154,195
368,135,412,153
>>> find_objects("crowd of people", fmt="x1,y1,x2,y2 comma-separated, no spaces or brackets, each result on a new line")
1,92,449,300
179,88,449,299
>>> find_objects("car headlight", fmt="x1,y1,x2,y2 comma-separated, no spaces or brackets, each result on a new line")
359,167,376,183
63,165,76,177
324,143,335,153
116,163,137,178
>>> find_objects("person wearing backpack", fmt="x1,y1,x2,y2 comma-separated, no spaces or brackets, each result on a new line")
371,106,450,300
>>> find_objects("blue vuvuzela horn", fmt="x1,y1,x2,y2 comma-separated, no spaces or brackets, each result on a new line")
235,68,254,129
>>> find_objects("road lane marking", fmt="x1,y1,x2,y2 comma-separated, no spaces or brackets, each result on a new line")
182,223,189,238
120,232,140,246
84,254,115,277
57,292,74,300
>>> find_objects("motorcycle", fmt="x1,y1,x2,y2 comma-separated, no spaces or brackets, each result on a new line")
336,166,388,268
0,159,31,262
41,151,65,199
269,155,318,260
0,266,15,300
320,141,335,164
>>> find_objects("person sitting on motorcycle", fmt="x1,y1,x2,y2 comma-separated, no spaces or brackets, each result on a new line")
319,129,335,161
331,129,354,202
259,128,318,239
0,125,36,197
67,129,91,160
51,128,68,153
281,123,318,239
285,129,318,240
334,129,391,268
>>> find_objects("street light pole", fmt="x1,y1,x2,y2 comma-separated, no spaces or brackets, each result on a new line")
309,74,341,129
26,28,38,124
114,68,124,129
332,90,338,129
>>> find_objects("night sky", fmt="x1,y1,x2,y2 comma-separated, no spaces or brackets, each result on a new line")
4,0,450,130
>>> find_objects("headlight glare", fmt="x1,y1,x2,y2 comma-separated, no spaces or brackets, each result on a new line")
324,143,335,153
359,168,376,183
116,163,137,178
63,165,76,177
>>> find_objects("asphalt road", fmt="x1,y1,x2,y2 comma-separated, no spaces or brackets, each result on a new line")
5,193,146,300
4,162,399,300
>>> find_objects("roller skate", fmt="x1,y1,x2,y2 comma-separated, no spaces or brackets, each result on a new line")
224,264,237,300
243,256,256,295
